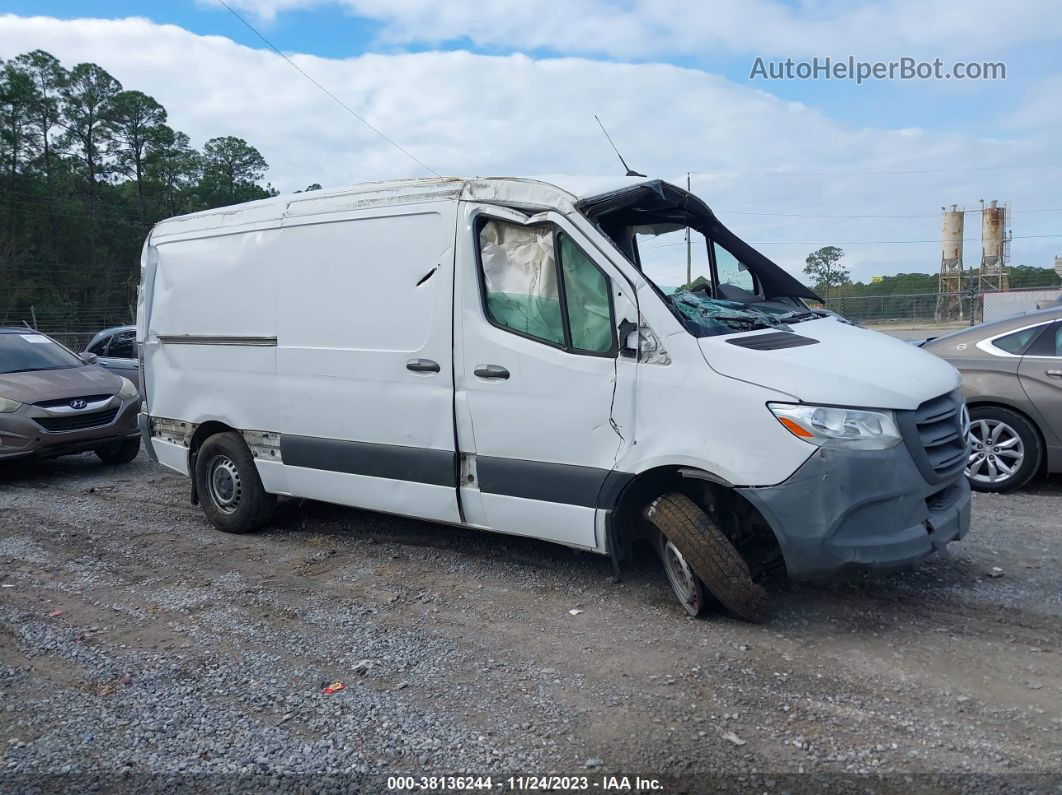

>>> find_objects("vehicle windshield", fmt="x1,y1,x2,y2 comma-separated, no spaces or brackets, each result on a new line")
579,181,823,338
634,228,814,336
0,333,85,374
669,290,792,335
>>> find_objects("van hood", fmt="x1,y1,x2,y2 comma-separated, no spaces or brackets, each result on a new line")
697,318,960,411
0,365,122,404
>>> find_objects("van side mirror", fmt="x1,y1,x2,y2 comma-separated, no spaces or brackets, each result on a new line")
619,319,638,357
80,352,98,365
618,319,670,365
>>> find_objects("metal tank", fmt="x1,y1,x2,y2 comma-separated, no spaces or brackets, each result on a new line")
979,200,1010,291
936,205,964,320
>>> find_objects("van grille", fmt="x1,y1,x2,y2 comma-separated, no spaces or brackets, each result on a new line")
34,408,119,433
900,391,968,484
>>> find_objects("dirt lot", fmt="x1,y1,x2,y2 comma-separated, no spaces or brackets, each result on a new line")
1,453,1060,792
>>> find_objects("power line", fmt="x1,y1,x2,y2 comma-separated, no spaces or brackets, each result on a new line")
690,163,1062,177
215,0,440,177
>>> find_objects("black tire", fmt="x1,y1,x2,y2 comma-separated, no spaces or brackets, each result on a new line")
644,492,769,623
195,431,276,533
95,438,140,465
966,405,1042,493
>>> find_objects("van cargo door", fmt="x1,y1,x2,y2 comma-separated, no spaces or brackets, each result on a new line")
274,203,462,524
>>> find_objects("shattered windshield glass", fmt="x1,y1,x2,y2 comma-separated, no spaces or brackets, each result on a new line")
668,291,792,337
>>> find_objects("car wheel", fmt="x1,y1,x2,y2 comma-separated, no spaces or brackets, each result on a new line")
643,492,769,623
95,438,140,465
657,534,709,617
965,406,1042,493
195,432,276,533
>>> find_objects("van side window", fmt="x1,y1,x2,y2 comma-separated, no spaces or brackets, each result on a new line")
478,220,566,346
559,233,613,353
478,219,616,355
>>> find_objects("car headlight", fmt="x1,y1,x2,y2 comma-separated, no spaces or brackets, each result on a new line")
768,403,901,450
117,377,138,399
0,395,22,413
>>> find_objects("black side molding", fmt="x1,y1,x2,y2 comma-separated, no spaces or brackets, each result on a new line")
280,435,456,487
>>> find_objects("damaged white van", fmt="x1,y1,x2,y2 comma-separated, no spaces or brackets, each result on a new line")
137,177,971,621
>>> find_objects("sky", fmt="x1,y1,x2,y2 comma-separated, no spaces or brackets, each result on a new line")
1,0,1060,286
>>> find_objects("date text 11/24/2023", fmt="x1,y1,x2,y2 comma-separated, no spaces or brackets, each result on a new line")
385,776,665,791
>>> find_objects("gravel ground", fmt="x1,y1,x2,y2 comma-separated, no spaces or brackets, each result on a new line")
1,453,1060,793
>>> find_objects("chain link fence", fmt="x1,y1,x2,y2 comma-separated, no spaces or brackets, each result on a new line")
1,305,135,353
822,287,1061,337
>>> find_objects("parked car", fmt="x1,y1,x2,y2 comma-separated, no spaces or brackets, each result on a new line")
0,328,141,464
83,325,139,388
137,176,970,620
921,306,1062,492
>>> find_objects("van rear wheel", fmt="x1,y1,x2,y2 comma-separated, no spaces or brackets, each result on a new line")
195,432,276,533
644,492,769,623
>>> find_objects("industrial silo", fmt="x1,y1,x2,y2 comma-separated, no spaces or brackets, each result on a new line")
936,205,964,320
978,200,1010,291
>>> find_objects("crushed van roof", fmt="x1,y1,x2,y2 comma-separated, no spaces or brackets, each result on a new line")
149,176,658,242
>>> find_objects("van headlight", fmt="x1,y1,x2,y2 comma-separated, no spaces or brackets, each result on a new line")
0,395,22,413
117,378,139,399
768,403,901,450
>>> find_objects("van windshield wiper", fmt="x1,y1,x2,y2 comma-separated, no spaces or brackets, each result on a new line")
777,310,817,322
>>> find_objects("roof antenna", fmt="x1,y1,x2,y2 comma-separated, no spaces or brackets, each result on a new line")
595,114,646,178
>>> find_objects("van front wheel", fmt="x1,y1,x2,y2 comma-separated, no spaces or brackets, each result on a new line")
644,492,769,623
195,432,276,533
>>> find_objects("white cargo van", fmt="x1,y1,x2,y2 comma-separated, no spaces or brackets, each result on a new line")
137,176,971,620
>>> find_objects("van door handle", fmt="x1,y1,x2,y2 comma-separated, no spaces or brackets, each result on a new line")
474,364,510,380
1046,369,1062,378
406,358,440,373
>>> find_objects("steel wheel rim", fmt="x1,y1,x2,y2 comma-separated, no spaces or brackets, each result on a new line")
966,419,1024,485
662,540,703,616
208,455,242,514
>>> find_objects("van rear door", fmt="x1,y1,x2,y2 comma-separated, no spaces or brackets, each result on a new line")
454,203,637,549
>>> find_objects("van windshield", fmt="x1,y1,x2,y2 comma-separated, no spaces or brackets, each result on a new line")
0,333,84,374
577,180,823,337
669,290,792,335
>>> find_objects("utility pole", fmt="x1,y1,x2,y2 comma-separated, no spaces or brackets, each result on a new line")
685,172,692,288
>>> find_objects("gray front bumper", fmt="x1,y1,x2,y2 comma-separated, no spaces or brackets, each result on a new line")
738,443,971,581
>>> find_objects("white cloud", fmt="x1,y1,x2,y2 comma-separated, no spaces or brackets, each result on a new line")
1,13,1059,282
212,0,1062,60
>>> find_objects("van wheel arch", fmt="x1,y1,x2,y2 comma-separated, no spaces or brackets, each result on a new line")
607,466,783,582
188,421,238,505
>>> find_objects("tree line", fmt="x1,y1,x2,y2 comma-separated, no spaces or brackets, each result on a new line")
0,50,283,328
803,246,1059,297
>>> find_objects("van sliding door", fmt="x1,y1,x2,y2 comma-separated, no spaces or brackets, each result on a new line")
274,204,462,524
